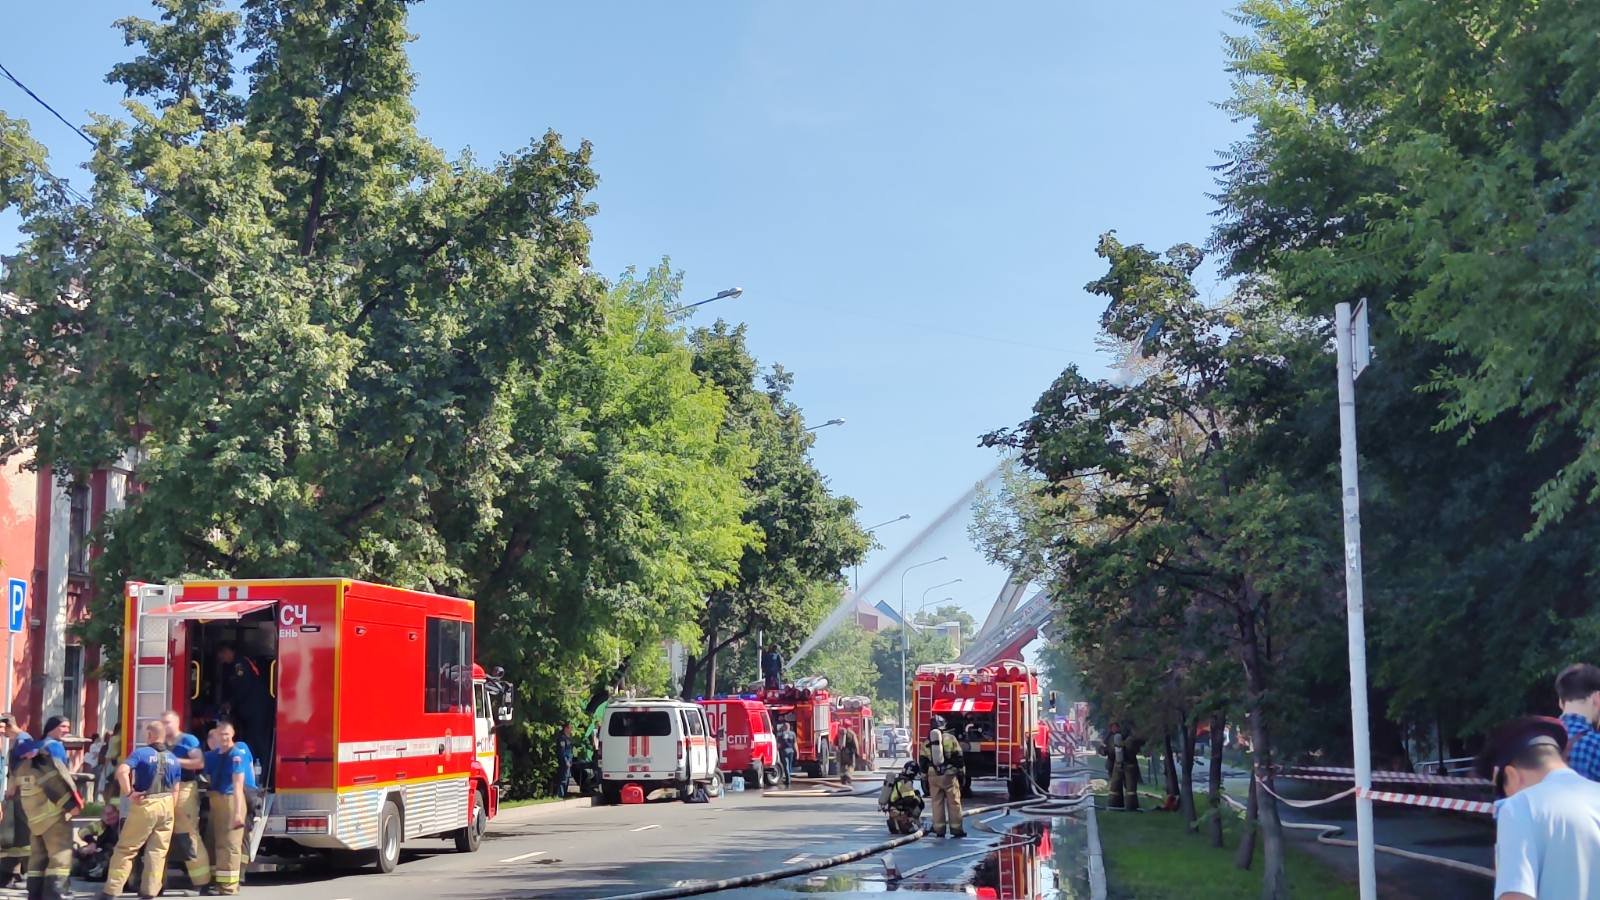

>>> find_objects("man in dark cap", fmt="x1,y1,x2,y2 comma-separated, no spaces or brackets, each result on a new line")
1475,716,1600,900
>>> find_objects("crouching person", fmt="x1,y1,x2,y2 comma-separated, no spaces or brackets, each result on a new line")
878,763,925,834
204,719,258,896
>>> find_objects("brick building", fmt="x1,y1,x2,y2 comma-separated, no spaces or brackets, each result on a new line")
0,451,129,738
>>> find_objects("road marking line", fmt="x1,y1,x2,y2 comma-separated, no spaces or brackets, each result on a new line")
784,854,809,863
500,850,547,863
630,823,660,832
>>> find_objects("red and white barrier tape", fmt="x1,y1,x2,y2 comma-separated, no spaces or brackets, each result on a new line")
1358,788,1494,816
1253,777,1494,816
1279,766,1490,788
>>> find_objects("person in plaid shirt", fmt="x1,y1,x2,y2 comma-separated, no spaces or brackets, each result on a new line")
1556,663,1600,782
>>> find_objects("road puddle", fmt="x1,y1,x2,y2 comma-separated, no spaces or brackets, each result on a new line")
769,815,1089,898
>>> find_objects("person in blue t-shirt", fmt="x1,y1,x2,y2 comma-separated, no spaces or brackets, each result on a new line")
160,710,212,891
203,719,255,896
98,721,180,900
34,718,69,766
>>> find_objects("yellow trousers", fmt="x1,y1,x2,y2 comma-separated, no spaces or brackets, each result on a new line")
208,790,246,895
928,771,965,836
21,811,71,899
104,792,175,897
173,781,212,886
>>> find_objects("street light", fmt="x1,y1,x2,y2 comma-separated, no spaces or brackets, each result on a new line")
900,557,947,726
805,418,846,432
666,286,743,316
916,579,962,622
854,514,910,593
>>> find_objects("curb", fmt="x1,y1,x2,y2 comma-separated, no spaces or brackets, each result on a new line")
1086,802,1107,900
494,796,597,823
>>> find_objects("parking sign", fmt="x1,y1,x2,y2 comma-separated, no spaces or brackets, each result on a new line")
7,579,24,633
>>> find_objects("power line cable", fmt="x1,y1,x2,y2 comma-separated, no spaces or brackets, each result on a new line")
0,57,308,297
0,60,94,148
0,130,217,292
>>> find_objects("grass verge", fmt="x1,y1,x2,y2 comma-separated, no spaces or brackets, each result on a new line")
498,796,568,809
1096,788,1356,900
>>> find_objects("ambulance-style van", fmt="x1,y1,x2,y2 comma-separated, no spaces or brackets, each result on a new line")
598,699,721,803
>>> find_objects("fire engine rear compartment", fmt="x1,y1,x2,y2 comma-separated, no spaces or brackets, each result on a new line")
183,612,281,787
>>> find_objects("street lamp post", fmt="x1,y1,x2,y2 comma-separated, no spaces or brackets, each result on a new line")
899,557,947,726
805,418,846,432
666,286,743,316
856,514,910,593
917,579,962,621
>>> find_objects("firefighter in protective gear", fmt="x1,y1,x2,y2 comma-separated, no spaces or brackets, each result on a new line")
0,717,35,886
100,721,180,900
14,737,83,900
919,715,966,838
878,762,925,834
161,710,212,891
204,719,258,896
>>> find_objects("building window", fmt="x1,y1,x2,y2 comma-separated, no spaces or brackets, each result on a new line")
68,482,90,575
424,617,473,713
62,644,83,725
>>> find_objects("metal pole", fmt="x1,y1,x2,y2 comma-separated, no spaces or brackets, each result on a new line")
1335,301,1377,900
898,557,945,728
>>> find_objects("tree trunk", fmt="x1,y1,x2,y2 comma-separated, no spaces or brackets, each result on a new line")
1233,583,1287,899
680,652,702,700
704,635,718,698
1209,711,1226,849
1163,731,1180,801
1235,766,1258,868
1180,715,1198,832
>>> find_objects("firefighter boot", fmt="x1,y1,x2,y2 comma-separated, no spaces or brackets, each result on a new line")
24,875,41,900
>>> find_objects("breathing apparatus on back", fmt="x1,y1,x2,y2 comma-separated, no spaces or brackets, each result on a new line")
927,728,946,766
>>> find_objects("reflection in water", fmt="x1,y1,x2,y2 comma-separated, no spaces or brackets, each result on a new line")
781,814,1086,898
970,819,1054,899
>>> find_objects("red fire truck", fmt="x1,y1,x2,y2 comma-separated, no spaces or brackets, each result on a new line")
912,661,1051,800
698,696,779,787
758,677,836,777
121,579,512,874
830,695,875,771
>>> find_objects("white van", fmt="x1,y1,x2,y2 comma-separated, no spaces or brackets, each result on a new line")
598,699,722,803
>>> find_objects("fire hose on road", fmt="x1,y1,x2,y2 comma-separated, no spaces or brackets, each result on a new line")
596,787,1075,899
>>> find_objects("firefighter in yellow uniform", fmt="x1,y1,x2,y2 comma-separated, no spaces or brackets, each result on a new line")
161,710,213,891
205,719,258,895
98,721,180,900
878,762,926,834
918,715,966,838
14,736,82,900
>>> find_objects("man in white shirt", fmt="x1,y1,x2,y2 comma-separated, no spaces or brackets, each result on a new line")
1476,716,1600,899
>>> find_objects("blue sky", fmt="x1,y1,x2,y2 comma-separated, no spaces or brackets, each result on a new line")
1,2,1243,633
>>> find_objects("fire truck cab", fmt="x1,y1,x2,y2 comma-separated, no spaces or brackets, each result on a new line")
122,579,511,874
830,695,875,771
913,661,1051,800
698,696,778,788
758,677,836,777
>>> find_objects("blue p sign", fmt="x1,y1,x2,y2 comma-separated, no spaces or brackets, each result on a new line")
6,579,24,634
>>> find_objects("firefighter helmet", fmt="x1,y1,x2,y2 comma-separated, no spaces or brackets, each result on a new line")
930,714,948,731
901,761,920,779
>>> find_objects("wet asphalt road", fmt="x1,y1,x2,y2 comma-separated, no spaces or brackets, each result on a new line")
109,763,1081,900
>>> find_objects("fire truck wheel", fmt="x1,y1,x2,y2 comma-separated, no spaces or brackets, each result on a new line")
374,799,402,874
762,766,780,788
454,787,487,853
706,771,724,798
746,763,763,789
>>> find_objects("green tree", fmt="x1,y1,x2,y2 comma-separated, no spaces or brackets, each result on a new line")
0,0,759,795
983,234,1338,898
1215,0,1600,531
679,322,870,697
